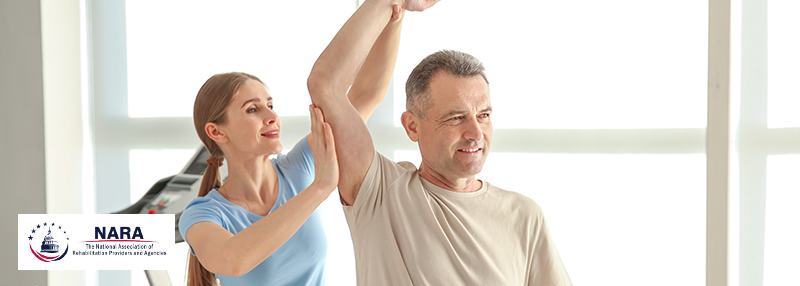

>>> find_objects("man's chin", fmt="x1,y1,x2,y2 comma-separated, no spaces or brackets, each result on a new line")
455,164,484,178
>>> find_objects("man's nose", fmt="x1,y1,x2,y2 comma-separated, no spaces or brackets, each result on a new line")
463,117,483,142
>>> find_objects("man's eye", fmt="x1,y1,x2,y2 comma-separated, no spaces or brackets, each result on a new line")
479,113,490,118
268,105,274,110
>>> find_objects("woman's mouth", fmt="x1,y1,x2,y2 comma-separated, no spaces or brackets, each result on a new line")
262,130,280,137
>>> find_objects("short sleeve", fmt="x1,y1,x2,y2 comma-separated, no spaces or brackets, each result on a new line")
178,199,225,256
528,213,573,286
275,136,314,177
343,150,412,234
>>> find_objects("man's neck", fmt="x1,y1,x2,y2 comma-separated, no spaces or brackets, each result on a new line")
418,167,481,193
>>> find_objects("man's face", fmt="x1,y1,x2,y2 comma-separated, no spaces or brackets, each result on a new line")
416,71,493,181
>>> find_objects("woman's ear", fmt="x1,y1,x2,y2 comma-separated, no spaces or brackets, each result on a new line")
401,111,420,142
205,122,228,143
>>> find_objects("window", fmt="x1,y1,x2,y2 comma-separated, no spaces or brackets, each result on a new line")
767,0,800,128
763,155,800,286
393,0,707,129
125,0,354,118
738,0,800,285
96,0,800,286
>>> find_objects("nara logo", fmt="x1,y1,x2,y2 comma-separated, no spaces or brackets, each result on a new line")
26,222,69,262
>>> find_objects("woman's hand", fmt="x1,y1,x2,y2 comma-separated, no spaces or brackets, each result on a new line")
309,105,339,193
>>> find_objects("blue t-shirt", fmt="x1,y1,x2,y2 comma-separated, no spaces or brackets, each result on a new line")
179,137,326,286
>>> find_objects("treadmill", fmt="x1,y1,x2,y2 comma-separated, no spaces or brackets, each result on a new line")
114,146,227,286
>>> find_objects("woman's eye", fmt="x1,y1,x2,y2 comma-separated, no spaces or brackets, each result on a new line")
247,107,257,113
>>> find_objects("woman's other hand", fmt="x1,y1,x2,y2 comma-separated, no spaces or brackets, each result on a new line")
309,104,339,193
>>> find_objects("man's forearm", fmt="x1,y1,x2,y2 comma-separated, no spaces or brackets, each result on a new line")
348,10,404,122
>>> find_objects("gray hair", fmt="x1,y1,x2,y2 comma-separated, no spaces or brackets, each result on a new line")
405,50,489,119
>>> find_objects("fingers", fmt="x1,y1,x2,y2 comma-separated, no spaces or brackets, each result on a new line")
309,104,333,152
323,122,336,154
309,104,324,151
309,104,319,138
391,5,403,22
308,105,338,190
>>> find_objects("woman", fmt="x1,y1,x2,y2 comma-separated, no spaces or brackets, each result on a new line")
178,5,405,286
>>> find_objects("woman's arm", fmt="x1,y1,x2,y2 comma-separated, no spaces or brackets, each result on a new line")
184,106,338,277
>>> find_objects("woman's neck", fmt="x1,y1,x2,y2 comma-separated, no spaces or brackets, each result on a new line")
218,154,280,215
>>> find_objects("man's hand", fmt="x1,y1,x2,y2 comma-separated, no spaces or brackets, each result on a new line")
402,0,440,12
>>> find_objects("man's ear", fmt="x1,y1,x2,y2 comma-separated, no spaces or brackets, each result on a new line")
205,122,228,143
401,111,420,142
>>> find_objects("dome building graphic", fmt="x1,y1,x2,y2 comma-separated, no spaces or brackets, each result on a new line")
26,222,69,262
40,228,59,253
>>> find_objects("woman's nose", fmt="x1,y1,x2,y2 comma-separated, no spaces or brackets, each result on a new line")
264,109,278,125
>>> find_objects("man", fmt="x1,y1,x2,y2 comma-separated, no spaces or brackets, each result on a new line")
308,1,572,284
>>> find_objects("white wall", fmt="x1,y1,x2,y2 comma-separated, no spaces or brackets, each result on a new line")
40,0,91,284
0,0,48,284
2,0,88,284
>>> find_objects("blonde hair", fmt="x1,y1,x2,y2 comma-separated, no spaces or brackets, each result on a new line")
188,72,264,286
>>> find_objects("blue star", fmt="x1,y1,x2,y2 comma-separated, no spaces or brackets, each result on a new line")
37,224,40,229
28,235,33,240
59,226,61,229
51,222,55,226
32,229,35,233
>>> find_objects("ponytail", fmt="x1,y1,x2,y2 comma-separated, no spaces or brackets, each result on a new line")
199,157,224,197
187,156,223,286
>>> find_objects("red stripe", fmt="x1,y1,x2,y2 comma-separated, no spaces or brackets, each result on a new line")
29,244,52,262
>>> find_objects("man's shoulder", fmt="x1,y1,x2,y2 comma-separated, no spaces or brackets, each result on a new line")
374,151,418,172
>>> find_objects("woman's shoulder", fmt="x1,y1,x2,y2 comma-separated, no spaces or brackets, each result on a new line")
274,136,314,174
183,189,229,213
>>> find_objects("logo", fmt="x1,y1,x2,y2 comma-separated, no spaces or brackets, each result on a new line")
26,222,69,262
19,214,177,270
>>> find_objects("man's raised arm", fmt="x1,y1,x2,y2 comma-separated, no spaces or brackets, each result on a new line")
308,0,437,205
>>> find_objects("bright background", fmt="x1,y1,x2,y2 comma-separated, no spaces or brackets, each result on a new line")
17,0,798,285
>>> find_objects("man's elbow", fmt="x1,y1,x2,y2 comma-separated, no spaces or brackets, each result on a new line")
307,70,333,104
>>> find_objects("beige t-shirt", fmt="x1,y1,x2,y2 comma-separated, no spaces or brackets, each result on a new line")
343,151,572,285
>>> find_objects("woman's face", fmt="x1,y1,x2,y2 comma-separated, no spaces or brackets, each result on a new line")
218,79,283,157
